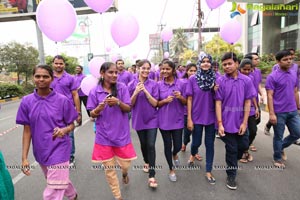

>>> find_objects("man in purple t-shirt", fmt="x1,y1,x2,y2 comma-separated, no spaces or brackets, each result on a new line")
216,52,254,190
266,50,300,169
51,55,81,166
74,65,91,122
116,59,133,86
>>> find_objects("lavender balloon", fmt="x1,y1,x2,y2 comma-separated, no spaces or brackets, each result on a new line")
84,0,113,13
161,27,173,42
220,19,242,44
205,0,226,9
88,57,105,78
36,0,77,42
80,75,98,96
111,13,139,47
164,52,170,58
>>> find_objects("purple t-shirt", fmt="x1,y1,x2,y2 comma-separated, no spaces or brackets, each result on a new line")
74,73,86,97
249,74,258,116
250,68,262,94
215,71,222,80
215,72,255,134
87,82,132,147
128,79,158,130
266,68,297,113
177,70,186,79
273,63,299,90
16,90,78,166
186,75,215,125
158,78,186,130
117,70,133,86
149,71,156,80
51,71,77,104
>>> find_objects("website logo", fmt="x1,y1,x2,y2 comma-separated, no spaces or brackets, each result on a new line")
230,2,246,18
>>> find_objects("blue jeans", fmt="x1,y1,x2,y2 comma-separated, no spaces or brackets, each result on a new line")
70,131,75,159
183,115,192,146
221,131,249,178
137,129,157,178
160,129,183,170
273,111,300,161
191,124,215,172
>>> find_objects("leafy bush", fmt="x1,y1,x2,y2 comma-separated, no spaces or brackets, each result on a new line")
0,83,24,99
21,82,35,95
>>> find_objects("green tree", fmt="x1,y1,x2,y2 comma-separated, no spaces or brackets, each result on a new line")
45,53,79,74
204,34,242,60
170,29,189,61
179,49,198,65
0,42,39,85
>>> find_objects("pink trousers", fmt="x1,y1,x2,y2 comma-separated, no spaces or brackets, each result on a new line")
40,161,77,200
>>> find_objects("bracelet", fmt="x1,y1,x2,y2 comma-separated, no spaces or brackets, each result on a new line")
146,95,151,99
217,121,222,125
78,112,82,115
117,100,120,106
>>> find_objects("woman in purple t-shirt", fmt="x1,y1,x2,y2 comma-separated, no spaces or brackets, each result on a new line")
87,62,136,200
16,65,78,200
157,60,187,182
128,59,159,188
186,54,216,185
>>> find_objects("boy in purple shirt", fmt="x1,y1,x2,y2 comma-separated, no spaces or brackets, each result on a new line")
16,65,78,200
266,50,300,169
128,59,159,188
216,52,254,190
87,62,136,200
116,59,133,86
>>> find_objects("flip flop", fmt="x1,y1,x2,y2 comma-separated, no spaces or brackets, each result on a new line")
148,178,158,188
249,145,257,152
122,173,129,184
195,154,203,161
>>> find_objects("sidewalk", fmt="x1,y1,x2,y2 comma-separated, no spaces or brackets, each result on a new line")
0,97,21,104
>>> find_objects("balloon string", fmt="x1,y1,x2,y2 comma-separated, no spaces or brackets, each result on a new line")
100,14,106,57
216,7,221,62
55,42,58,55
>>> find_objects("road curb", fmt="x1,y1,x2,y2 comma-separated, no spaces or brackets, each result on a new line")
0,97,21,103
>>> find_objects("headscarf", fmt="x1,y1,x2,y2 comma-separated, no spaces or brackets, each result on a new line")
196,53,216,91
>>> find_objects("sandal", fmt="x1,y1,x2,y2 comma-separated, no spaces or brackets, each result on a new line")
148,178,158,188
195,154,203,161
205,173,216,185
122,173,129,184
143,164,149,173
239,153,248,163
247,153,253,162
249,145,257,152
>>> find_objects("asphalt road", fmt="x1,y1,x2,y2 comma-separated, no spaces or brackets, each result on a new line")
1,100,300,200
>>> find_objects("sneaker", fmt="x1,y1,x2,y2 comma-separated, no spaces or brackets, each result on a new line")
264,125,271,136
281,151,287,161
273,160,285,169
69,156,76,167
173,159,180,167
168,173,177,182
226,176,237,190
216,134,220,138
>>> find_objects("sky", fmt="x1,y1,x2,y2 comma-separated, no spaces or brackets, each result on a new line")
0,0,232,63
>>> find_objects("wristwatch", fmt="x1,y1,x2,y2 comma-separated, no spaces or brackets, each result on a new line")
117,101,120,106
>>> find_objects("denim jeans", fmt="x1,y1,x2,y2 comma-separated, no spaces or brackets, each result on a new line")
183,115,192,146
69,131,75,159
191,123,215,172
221,131,249,178
273,111,300,161
160,129,183,170
137,128,157,178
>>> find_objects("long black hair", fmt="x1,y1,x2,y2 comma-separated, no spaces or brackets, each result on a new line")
182,63,197,79
99,62,118,97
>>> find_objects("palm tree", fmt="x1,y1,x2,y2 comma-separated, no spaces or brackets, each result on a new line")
170,28,189,61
